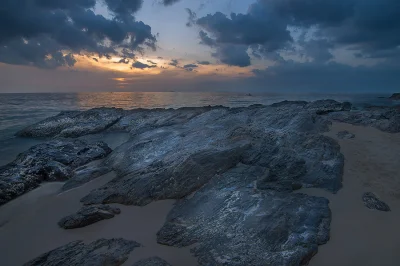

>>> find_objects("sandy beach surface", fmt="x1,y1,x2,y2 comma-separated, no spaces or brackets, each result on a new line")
302,122,400,266
0,122,399,266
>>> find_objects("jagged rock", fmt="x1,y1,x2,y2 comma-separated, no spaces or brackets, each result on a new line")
23,238,140,266
306,100,352,114
157,164,331,266
61,160,110,191
337,131,355,139
362,192,391,212
132,257,172,266
80,105,343,206
16,108,124,138
328,106,400,133
389,93,400,100
58,204,121,229
14,102,349,265
0,140,112,205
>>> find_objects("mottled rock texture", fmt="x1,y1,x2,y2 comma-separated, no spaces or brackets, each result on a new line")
132,257,172,266
23,238,140,266
58,204,121,229
362,192,391,212
13,99,395,265
0,140,112,205
337,131,355,139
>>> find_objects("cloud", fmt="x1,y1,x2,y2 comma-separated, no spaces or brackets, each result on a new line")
118,58,130,64
162,0,181,6
250,60,400,92
169,59,179,67
132,61,157,69
93,58,99,62
147,60,157,64
192,0,400,67
213,45,251,67
0,0,156,68
197,61,211,65
183,63,198,71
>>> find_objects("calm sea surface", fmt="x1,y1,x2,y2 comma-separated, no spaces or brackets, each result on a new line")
0,92,396,165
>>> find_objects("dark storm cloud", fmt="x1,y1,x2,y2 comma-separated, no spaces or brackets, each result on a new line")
193,0,400,67
251,61,400,92
162,0,181,6
132,61,157,69
0,0,156,68
213,45,251,67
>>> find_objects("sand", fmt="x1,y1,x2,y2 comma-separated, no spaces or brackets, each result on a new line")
301,122,400,266
0,171,197,265
0,123,399,266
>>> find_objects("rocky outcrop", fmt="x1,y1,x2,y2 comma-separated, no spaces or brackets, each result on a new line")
58,204,121,229
16,108,124,138
0,140,112,205
157,165,331,266
23,238,140,266
337,131,355,139
389,93,400,100
328,106,400,133
13,100,356,265
132,257,172,266
362,192,391,212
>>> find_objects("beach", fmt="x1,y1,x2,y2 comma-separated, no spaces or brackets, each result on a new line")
0,100,399,265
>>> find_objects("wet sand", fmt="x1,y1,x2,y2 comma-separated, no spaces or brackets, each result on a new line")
0,172,197,266
300,122,400,266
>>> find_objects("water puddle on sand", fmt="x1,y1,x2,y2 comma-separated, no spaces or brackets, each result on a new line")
0,172,197,266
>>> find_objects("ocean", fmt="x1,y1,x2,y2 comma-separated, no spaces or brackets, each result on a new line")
0,92,396,166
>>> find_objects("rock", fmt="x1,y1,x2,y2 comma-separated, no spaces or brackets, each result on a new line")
362,192,391,212
61,160,110,191
157,165,331,266
328,106,400,133
337,130,355,139
58,204,121,229
23,238,140,266
16,108,124,138
389,93,400,100
132,257,172,266
15,101,350,265
306,100,352,114
0,140,112,205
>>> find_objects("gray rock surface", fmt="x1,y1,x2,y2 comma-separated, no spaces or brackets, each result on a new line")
58,204,121,229
0,140,112,205
362,192,391,212
16,108,124,138
157,165,331,266
132,257,172,266
389,93,400,100
328,106,400,133
23,238,140,266
13,100,363,265
337,131,355,139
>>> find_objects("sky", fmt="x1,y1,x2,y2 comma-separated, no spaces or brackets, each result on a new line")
1,0,400,93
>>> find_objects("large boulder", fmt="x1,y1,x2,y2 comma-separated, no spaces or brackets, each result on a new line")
23,238,140,266
157,165,331,266
58,204,121,229
0,140,112,205
16,108,124,138
389,93,400,100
